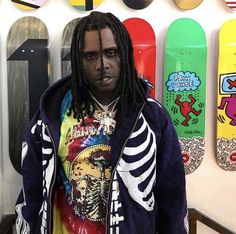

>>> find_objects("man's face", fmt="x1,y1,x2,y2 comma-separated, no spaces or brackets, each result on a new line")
82,27,120,99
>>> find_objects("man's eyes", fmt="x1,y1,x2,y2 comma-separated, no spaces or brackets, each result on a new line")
105,49,117,57
83,53,97,61
83,49,118,61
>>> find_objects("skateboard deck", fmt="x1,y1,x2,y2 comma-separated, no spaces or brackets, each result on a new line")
61,18,81,77
225,1,236,10
123,18,156,98
122,0,153,10
7,16,49,173
11,0,47,10
173,0,203,10
68,0,103,11
163,18,207,174
217,19,236,171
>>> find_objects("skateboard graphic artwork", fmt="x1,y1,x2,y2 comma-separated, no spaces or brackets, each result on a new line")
173,0,203,10
122,0,153,10
11,0,47,10
224,0,236,10
164,18,207,174
123,18,156,98
67,0,103,11
217,19,236,171
7,16,49,173
61,18,81,77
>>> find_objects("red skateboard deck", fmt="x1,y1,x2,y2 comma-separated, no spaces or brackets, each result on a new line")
123,18,156,98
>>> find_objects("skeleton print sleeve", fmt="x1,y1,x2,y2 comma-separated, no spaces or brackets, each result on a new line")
15,111,44,234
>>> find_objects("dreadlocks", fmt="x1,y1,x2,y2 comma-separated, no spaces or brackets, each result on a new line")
68,11,146,124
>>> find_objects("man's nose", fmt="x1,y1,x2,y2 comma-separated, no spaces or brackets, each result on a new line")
96,55,109,71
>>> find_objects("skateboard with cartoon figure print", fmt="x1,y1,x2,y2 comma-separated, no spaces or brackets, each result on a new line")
11,0,47,10
7,16,49,173
123,17,156,98
122,0,153,10
217,19,236,171
67,0,104,11
173,0,203,10
163,18,207,174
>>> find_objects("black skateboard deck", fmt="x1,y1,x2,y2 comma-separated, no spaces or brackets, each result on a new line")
7,16,49,173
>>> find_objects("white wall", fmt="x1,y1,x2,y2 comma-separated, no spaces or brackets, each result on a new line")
0,0,236,233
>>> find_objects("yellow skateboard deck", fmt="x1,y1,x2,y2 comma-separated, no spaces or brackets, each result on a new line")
68,0,103,11
173,0,203,10
217,19,236,171
11,0,47,10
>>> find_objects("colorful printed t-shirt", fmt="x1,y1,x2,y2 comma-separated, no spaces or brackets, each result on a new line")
53,91,116,234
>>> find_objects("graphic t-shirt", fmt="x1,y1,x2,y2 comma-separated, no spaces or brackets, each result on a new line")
53,91,116,234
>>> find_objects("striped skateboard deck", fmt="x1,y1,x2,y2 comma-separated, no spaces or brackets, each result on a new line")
11,0,47,10
67,0,103,11
225,0,236,10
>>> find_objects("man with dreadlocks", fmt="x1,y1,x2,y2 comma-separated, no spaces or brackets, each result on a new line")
15,11,188,234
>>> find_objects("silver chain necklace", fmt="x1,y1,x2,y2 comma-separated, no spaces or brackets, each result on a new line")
89,91,120,113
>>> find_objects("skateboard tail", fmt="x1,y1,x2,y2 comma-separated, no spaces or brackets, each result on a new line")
179,137,204,174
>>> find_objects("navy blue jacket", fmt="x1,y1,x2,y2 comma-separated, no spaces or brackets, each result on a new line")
15,76,188,234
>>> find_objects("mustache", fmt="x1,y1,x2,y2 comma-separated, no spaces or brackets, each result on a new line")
96,72,112,80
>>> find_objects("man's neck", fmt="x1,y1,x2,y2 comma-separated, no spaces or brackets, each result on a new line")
89,91,118,106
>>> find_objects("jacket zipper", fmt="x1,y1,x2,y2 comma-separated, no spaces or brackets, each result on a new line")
105,103,145,234
45,125,57,234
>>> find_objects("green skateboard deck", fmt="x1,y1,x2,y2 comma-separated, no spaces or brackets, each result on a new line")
67,0,104,11
61,18,81,77
217,19,236,171
7,16,49,173
164,18,207,174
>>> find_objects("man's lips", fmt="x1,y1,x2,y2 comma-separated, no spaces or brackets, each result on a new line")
96,74,112,80
96,75,113,86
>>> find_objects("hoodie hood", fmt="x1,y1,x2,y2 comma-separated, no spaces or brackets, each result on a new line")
39,75,150,125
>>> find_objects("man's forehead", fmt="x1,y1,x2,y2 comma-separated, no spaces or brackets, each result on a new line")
83,28,118,51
